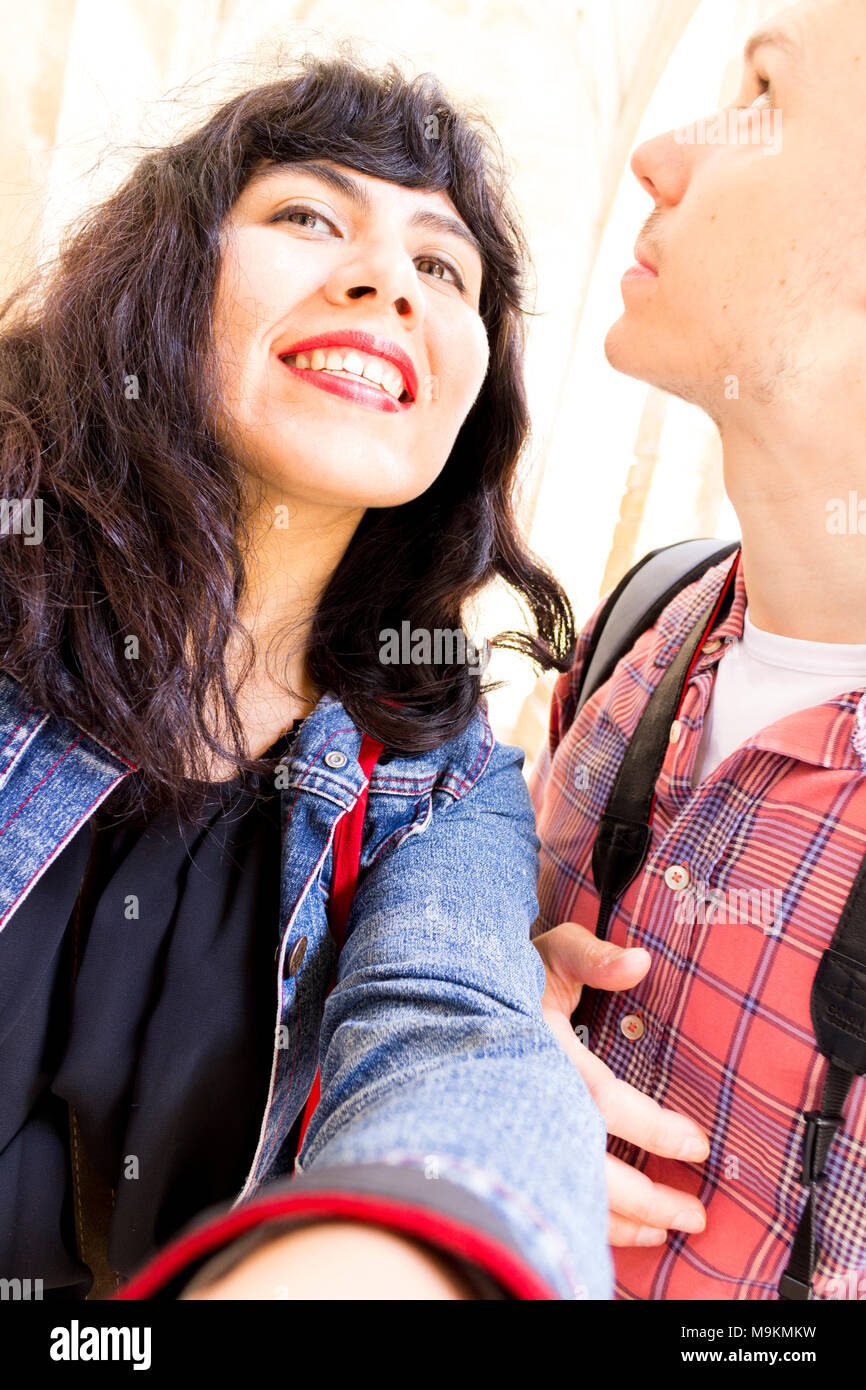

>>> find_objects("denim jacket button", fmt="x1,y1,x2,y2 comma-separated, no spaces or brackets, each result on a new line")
324,750,348,769
286,936,308,976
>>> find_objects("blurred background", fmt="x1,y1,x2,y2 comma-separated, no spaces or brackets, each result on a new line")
0,0,780,770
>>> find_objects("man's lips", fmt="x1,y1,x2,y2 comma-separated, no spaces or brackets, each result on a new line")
623,244,659,280
277,329,419,405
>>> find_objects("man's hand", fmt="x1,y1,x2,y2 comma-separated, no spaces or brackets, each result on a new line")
534,921,709,1248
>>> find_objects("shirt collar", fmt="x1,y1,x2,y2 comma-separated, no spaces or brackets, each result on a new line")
653,547,866,773
652,548,746,673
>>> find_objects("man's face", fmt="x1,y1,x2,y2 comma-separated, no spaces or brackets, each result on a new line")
210,160,489,510
605,0,866,424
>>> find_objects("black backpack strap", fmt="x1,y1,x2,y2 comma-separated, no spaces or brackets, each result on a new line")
575,538,741,719
779,853,866,1299
777,1065,850,1300
587,556,741,944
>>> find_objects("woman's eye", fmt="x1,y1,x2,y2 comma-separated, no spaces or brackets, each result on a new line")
273,205,339,235
416,256,466,292
270,212,467,292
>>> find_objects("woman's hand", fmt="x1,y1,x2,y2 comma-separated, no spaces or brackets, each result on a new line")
533,922,709,1247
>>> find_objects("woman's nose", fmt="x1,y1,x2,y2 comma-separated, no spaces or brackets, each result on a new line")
345,285,413,318
325,249,423,324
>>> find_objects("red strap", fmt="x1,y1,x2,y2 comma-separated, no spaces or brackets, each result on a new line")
113,1188,558,1300
295,733,384,1153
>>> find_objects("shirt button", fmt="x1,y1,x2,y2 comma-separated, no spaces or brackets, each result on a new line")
620,1013,645,1041
324,750,348,769
664,864,690,891
669,719,682,744
286,937,307,976
701,638,723,654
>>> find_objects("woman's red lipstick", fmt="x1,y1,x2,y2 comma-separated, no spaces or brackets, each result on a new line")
277,330,418,414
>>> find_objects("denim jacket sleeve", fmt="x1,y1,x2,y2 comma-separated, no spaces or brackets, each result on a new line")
116,734,612,1302
292,735,611,1300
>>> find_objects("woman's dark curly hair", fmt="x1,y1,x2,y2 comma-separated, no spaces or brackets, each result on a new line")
0,48,575,823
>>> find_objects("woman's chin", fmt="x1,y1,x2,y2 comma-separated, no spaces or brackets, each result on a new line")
255,459,443,512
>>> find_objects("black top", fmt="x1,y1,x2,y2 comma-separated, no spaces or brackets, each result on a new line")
0,727,300,1299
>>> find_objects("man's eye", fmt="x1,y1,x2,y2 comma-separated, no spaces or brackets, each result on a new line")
733,72,774,110
272,205,339,234
416,256,466,292
749,75,774,108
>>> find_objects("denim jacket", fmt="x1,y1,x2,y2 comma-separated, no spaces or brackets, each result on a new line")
0,670,611,1300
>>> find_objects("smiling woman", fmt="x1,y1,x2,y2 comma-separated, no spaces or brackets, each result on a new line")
211,155,490,515
0,50,575,815
0,49,610,1303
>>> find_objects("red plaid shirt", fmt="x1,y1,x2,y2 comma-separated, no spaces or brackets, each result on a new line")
529,549,866,1300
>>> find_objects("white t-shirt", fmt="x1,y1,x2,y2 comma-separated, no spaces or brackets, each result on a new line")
692,609,866,785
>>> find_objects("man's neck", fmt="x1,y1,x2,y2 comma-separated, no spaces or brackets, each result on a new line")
723,425,866,644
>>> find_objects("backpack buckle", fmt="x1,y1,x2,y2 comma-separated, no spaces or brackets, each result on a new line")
799,1110,844,1185
778,1271,813,1301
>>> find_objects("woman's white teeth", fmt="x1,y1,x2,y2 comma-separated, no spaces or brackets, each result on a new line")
283,347,406,400
359,357,385,386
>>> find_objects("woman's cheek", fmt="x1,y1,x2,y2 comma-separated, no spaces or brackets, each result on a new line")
437,333,489,418
465,321,491,405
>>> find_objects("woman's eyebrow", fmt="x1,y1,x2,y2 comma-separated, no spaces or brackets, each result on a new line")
406,208,481,257
249,159,482,257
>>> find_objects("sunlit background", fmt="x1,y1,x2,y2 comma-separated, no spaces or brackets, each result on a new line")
0,0,781,771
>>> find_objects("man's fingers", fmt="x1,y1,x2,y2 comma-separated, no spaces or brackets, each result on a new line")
534,921,651,1015
575,1043,710,1160
542,1006,710,1163
605,1154,707,1243
608,1214,668,1247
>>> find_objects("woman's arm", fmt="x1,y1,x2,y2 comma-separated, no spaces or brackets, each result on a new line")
118,737,612,1302
182,1221,478,1299
294,736,611,1297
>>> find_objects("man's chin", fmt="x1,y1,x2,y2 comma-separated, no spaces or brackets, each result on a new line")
603,322,715,412
603,318,661,384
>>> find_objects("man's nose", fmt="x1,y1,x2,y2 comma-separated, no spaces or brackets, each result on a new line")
630,128,691,208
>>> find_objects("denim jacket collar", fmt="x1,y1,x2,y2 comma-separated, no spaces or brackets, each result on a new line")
0,672,494,934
